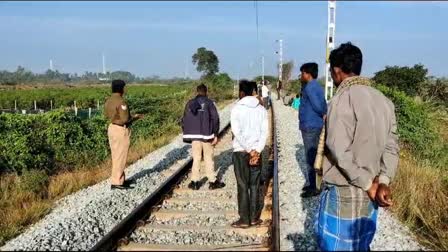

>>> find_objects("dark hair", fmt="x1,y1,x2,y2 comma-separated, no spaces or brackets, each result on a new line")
329,42,363,75
197,83,207,94
300,63,318,79
296,94,300,98
251,81,258,94
239,79,256,96
111,79,126,93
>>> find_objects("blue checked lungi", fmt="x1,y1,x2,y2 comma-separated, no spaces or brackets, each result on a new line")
314,184,379,251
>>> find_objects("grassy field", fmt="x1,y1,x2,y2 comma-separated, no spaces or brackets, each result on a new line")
0,83,190,110
0,82,234,246
377,85,448,250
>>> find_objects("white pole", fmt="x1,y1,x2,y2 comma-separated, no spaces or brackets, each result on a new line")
97,100,100,109
14,100,17,111
74,101,77,116
276,39,283,82
34,100,37,110
262,55,265,83
50,59,54,71
50,100,53,110
89,108,92,118
102,53,106,75
325,0,336,101
280,39,283,82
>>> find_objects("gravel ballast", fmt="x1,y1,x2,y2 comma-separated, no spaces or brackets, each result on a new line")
128,128,270,248
273,97,424,251
1,103,234,251
2,96,425,251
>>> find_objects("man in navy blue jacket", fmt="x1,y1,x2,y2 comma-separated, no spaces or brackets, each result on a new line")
299,63,327,198
182,84,225,190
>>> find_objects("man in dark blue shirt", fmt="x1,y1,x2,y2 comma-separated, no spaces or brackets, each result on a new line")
298,63,327,198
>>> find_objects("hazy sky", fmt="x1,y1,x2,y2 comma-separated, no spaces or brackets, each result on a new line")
0,1,447,79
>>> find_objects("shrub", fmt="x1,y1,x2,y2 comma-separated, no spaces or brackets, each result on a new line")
373,64,428,97
375,84,447,169
18,170,49,195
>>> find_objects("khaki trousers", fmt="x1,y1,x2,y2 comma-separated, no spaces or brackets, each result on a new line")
191,141,216,183
108,124,131,185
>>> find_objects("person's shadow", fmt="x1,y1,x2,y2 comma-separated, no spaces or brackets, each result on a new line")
128,144,191,181
215,149,234,182
284,143,319,251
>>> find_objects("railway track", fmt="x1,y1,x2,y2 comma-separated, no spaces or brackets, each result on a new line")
91,104,279,251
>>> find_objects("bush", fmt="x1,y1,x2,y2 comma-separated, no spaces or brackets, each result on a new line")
202,73,234,102
0,86,195,175
375,84,447,169
373,64,428,97
18,170,49,195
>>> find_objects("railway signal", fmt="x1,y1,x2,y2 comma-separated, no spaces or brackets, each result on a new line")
325,0,336,101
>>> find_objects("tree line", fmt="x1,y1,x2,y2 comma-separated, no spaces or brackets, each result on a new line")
0,66,172,85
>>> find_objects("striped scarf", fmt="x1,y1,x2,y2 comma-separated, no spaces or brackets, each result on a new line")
335,75,372,94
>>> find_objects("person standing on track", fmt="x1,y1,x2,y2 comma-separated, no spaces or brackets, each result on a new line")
315,42,399,251
182,84,226,190
261,81,270,110
276,80,282,100
104,79,143,190
230,80,269,229
299,62,327,198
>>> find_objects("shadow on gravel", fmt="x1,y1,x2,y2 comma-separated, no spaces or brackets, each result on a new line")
285,144,319,251
295,144,308,184
215,149,233,182
128,145,191,182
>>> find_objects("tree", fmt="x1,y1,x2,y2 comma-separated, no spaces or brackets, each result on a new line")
109,71,136,83
279,61,294,90
372,64,428,97
420,77,448,107
192,47,219,78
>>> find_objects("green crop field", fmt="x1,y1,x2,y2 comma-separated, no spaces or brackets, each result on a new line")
0,83,198,175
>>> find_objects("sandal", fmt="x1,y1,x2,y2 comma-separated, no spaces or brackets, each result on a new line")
231,219,250,229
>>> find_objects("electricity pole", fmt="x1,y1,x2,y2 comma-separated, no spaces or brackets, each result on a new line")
325,0,336,101
276,39,283,82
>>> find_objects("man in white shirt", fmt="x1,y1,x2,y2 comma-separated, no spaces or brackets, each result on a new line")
261,81,270,110
230,80,269,229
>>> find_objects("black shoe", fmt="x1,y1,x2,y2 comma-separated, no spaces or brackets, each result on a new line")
123,179,136,186
209,181,225,190
188,181,200,190
302,185,312,192
111,184,134,190
231,219,250,229
300,189,320,198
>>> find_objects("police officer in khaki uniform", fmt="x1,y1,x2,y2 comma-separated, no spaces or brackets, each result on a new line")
104,80,143,190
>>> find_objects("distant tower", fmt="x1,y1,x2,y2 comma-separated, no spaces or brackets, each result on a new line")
50,59,54,71
325,0,336,101
184,58,189,79
102,53,106,74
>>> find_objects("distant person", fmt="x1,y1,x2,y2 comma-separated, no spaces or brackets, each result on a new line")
182,84,225,190
291,93,301,110
276,80,282,100
299,62,327,198
252,81,264,105
104,80,143,190
316,42,399,251
261,82,270,110
230,80,268,229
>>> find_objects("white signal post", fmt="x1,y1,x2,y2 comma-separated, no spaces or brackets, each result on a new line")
325,0,336,101
276,39,283,82
261,55,265,83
